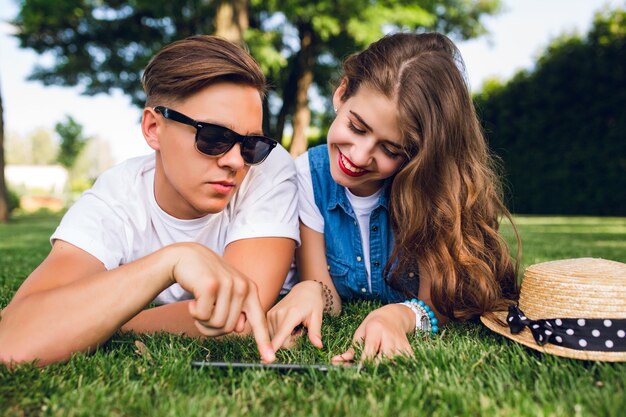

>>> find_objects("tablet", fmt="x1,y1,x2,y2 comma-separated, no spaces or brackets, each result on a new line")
191,361,356,372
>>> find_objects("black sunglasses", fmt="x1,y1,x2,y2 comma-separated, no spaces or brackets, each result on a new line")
154,106,278,165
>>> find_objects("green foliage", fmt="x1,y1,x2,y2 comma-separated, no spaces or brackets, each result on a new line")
6,187,20,213
14,0,502,145
248,0,502,143
1,213,625,416
5,128,58,165
69,177,95,194
475,7,626,215
348,4,435,45
70,136,115,184
55,115,88,169
15,0,220,107
30,128,59,165
244,29,287,76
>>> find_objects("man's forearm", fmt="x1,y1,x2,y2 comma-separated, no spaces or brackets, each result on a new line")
121,300,203,336
0,247,176,366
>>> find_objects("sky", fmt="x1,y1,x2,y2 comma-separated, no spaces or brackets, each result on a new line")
0,0,624,164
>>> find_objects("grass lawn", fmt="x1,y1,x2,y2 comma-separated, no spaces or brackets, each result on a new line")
1,212,625,417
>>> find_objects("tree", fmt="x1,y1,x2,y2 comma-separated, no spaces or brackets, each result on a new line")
55,116,89,170
0,77,8,223
14,0,501,156
250,0,502,155
15,0,223,107
215,0,248,44
5,128,58,165
474,6,626,215
73,136,114,180
31,129,59,165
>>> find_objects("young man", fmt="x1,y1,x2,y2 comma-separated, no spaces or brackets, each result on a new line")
0,35,298,366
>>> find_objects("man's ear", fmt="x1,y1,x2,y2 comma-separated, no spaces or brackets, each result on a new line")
332,78,348,112
142,107,161,151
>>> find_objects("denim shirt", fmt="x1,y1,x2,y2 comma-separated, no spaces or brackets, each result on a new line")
308,145,408,304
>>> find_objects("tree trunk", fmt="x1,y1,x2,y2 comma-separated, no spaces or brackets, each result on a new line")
214,0,248,45
262,95,271,138
273,65,298,143
288,23,316,157
0,78,9,223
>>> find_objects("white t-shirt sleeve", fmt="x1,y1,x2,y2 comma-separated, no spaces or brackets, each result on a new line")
50,190,129,270
295,152,324,233
225,145,300,245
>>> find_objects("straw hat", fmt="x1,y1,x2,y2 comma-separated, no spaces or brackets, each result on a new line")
481,257,626,361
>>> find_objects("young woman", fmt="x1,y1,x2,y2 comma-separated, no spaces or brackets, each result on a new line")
268,32,520,361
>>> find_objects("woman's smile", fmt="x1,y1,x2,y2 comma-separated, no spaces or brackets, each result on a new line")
337,149,369,177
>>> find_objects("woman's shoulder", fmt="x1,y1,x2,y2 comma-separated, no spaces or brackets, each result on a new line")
295,144,328,174
303,144,329,171
307,143,328,158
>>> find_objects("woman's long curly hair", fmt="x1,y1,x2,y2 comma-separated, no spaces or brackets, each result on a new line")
340,32,520,320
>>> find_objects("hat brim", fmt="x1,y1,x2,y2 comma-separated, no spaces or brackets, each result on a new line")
480,311,626,362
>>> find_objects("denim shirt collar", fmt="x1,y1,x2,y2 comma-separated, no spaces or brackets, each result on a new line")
327,178,392,215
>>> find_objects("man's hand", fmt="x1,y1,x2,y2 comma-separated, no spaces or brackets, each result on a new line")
169,243,275,363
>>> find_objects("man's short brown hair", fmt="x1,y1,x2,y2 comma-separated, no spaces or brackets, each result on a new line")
142,35,266,107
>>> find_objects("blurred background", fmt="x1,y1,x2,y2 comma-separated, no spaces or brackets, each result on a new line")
0,0,624,220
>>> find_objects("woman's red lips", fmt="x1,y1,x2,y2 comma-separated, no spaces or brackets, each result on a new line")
337,150,368,177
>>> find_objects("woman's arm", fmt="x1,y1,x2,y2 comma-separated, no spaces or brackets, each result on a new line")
295,224,342,314
332,265,447,362
267,223,342,350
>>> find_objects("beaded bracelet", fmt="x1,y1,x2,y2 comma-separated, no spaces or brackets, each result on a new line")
313,280,334,314
399,298,439,336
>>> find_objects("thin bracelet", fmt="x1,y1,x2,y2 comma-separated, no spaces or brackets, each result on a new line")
313,280,334,314
399,298,439,336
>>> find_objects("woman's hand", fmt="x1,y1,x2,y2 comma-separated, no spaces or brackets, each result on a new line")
267,280,326,350
332,304,415,363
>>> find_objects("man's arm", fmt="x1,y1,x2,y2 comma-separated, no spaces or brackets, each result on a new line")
224,237,295,311
0,241,169,365
121,236,296,335
0,240,274,366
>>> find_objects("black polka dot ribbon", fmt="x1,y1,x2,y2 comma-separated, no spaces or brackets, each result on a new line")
507,305,626,351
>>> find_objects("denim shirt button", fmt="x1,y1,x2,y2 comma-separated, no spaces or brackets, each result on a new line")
356,256,362,262
409,272,415,277
361,287,367,293
371,225,378,232
373,261,380,267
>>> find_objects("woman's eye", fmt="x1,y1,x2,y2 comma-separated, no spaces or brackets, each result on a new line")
347,121,366,135
345,118,402,159
381,145,401,159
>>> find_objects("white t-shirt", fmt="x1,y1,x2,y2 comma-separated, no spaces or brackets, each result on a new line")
51,146,300,305
295,152,381,290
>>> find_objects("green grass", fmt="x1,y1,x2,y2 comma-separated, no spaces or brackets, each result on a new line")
1,212,625,417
